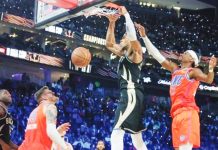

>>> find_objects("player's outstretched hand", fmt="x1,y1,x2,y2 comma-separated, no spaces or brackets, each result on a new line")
119,6,128,15
135,23,148,37
57,122,71,136
106,14,120,22
209,55,217,69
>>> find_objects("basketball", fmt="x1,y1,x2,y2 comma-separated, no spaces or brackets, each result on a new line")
71,47,91,67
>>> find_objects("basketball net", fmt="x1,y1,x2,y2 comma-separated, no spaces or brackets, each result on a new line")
84,2,120,18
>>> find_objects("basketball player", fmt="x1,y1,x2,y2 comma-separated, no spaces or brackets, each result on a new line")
19,86,71,150
135,23,217,150
105,6,148,150
96,140,105,150
0,89,18,150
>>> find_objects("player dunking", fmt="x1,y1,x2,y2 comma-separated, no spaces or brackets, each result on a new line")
0,89,18,150
135,23,217,150
19,86,72,150
105,6,147,150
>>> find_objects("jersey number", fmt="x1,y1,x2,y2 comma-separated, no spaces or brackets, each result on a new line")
171,75,183,86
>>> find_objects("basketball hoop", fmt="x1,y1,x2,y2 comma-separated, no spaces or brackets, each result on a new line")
84,7,119,18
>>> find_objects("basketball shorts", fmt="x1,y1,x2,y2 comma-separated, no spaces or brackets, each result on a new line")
172,109,200,148
113,88,146,134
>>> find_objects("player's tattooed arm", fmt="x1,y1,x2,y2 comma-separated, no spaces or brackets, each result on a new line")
106,15,117,46
45,104,57,124
45,105,69,149
106,14,125,57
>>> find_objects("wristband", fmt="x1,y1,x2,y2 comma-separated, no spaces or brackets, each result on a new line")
209,66,214,73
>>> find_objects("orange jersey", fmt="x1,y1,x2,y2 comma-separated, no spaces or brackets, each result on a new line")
170,68,200,118
19,103,52,150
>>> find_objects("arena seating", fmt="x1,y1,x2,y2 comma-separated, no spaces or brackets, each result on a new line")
0,79,217,150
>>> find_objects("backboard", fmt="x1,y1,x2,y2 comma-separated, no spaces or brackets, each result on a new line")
34,0,117,29
34,0,70,28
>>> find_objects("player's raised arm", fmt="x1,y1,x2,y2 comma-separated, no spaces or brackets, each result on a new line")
135,23,178,72
119,6,142,56
105,14,124,57
190,55,217,84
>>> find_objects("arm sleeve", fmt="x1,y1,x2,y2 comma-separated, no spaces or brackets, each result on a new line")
142,36,166,64
124,13,137,41
47,123,67,149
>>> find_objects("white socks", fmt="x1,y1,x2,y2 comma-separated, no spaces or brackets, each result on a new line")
131,133,148,150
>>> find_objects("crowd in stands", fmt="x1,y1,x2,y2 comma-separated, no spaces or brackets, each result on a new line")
0,78,217,150
0,0,34,19
68,2,218,56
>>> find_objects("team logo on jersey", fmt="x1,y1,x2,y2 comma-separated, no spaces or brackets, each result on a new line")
171,75,183,86
180,135,186,142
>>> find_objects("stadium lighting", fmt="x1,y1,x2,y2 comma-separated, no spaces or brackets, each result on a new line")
9,33,17,38
173,6,181,10
147,2,151,7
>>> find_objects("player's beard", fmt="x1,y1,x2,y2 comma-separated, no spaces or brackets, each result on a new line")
53,96,59,103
